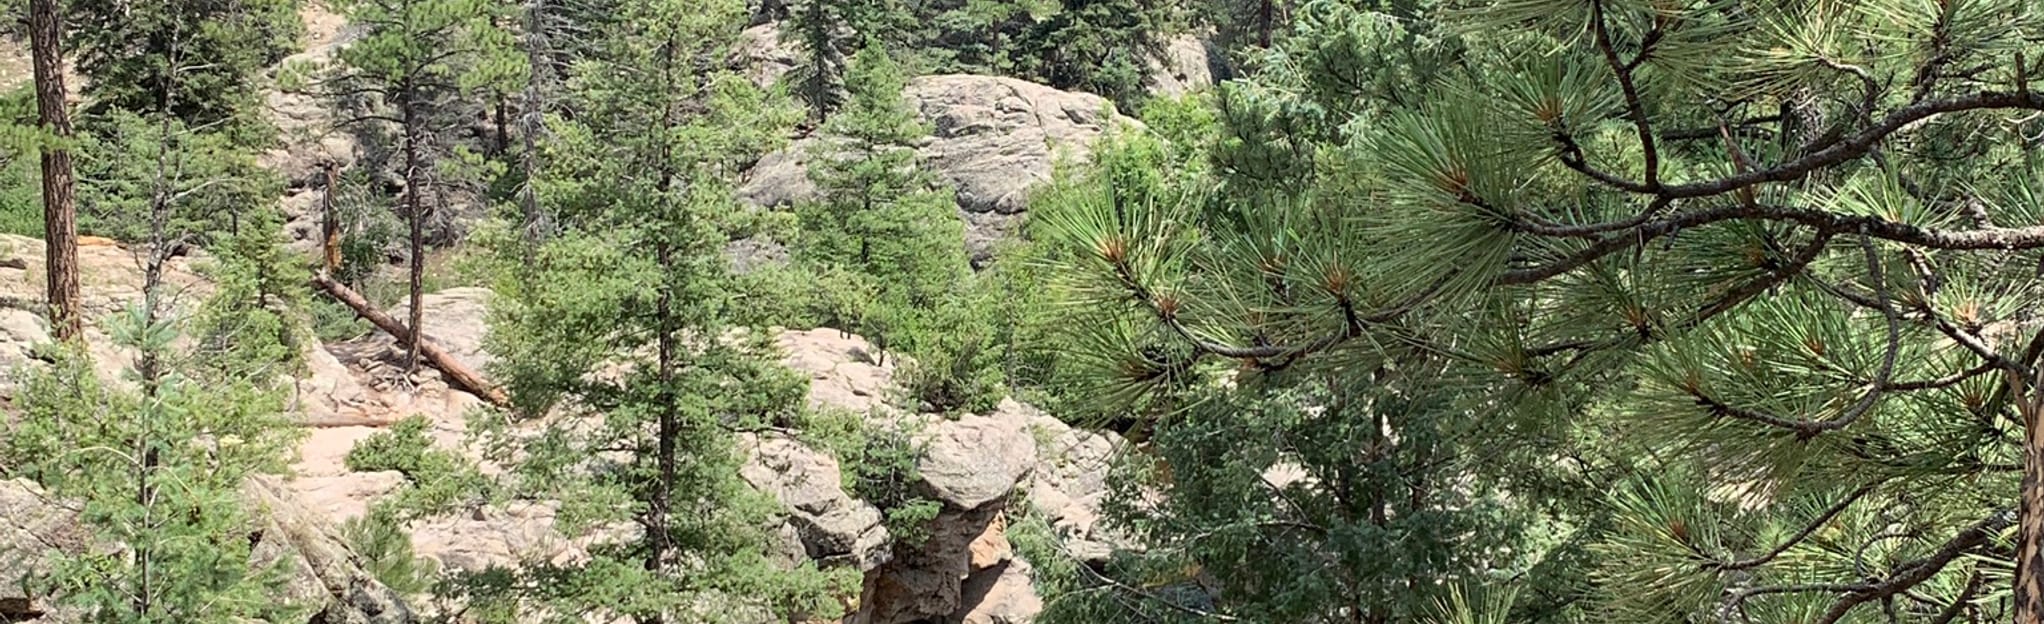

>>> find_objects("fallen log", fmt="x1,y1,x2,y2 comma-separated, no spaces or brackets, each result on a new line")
308,272,511,409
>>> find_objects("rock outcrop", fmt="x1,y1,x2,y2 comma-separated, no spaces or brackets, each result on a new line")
0,266,1126,624
0,234,212,396
732,22,798,89
1146,34,1220,97
738,74,1140,264
265,2,361,256
740,432,893,571
0,480,86,622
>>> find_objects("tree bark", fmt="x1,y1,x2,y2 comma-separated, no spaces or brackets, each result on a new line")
519,0,550,260
2016,370,2044,623
29,0,80,342
399,82,425,374
642,38,681,619
322,163,341,275
309,273,510,409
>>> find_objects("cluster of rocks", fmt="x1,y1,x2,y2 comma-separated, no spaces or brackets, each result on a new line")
729,23,1220,267
747,329,1133,624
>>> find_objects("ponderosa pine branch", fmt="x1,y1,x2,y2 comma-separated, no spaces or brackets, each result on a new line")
1589,0,1660,190
1720,583,1882,622
1504,200,2044,286
1809,508,2014,624
1789,233,1902,438
1662,91,2044,199
1528,229,1837,380
1884,361,1999,391
1925,574,1982,624
1559,91,2044,200
1105,253,1419,365
1710,481,1883,571
1662,116,1783,141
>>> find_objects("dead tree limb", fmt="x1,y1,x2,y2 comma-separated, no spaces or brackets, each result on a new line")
308,272,510,409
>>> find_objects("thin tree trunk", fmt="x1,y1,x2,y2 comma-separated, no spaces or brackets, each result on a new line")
1257,0,1274,48
519,0,550,261
29,0,80,342
322,164,341,275
2016,370,2044,624
641,38,681,624
400,83,425,374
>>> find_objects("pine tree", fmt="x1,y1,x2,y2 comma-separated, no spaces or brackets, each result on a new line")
1048,0,2044,621
470,0,852,620
0,328,304,623
796,43,997,410
785,0,852,122
67,0,301,141
28,0,81,342
324,0,519,373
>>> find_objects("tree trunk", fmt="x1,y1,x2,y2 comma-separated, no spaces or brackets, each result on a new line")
399,84,425,374
308,273,510,408
640,37,683,624
2016,370,2044,623
29,0,80,342
322,163,341,275
648,239,676,580
519,0,549,260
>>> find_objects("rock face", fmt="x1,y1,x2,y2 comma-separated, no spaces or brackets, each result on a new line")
0,234,212,396
1146,34,1220,97
732,22,798,89
777,328,899,415
738,74,1140,264
915,411,1038,511
1010,399,1131,564
244,475,416,624
740,432,893,571
264,1,361,256
855,407,1039,624
0,480,86,622
906,74,1130,216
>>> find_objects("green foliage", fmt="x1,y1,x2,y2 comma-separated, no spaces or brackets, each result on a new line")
792,43,1002,413
345,415,494,518
796,408,940,544
1041,0,2044,621
74,110,286,247
68,0,302,143
0,87,42,237
333,0,522,93
190,207,311,382
0,311,302,622
466,0,851,620
324,168,405,288
856,0,1181,109
784,0,852,120
341,506,440,596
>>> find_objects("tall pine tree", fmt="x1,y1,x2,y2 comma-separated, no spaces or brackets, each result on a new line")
471,0,853,621
325,0,519,372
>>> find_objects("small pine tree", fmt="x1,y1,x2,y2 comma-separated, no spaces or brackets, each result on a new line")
785,0,852,122
796,43,998,411
0,311,303,622
67,0,302,143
